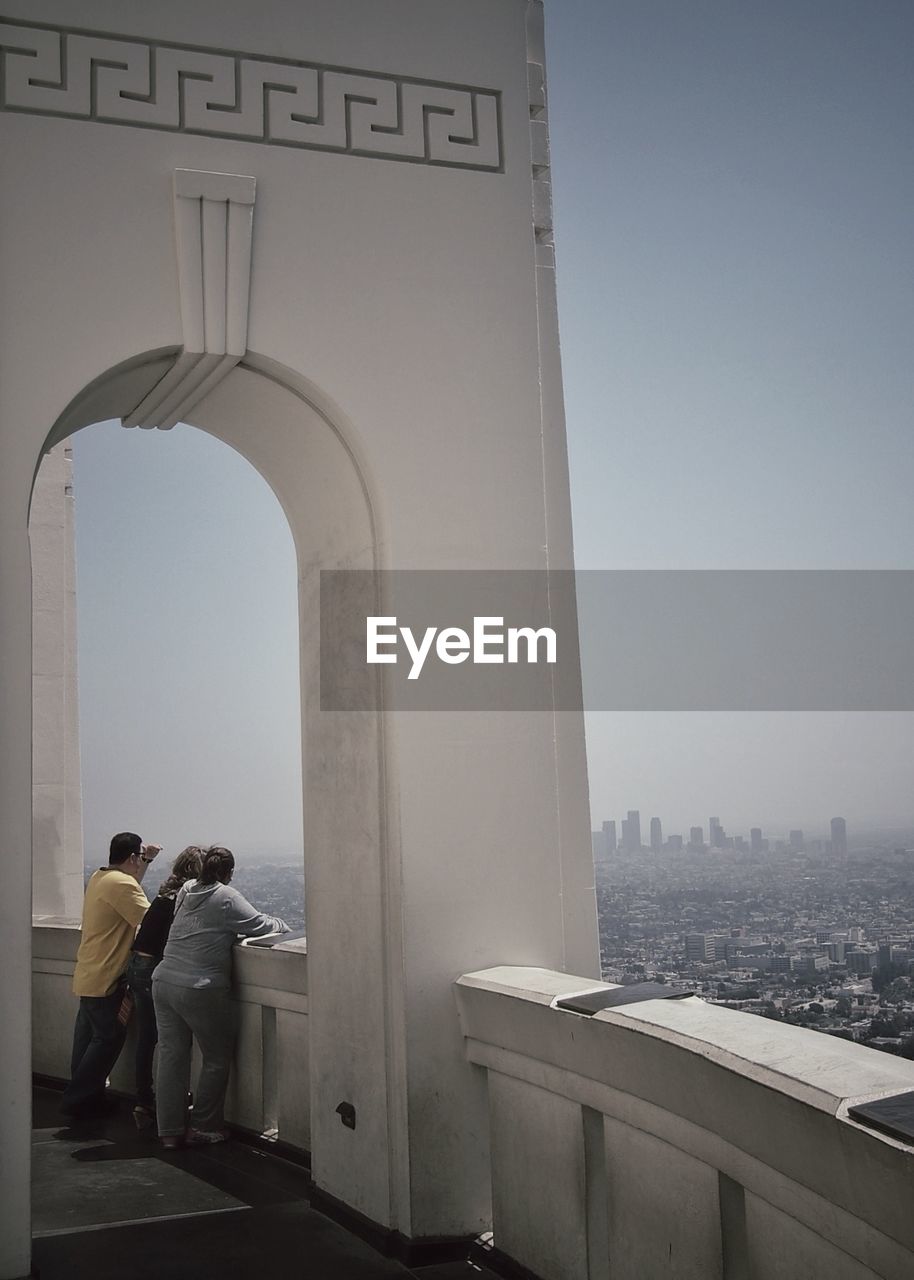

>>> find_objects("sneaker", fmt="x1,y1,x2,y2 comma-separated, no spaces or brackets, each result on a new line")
186,1127,228,1145
160,1134,185,1150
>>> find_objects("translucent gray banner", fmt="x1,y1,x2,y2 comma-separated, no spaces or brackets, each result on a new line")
319,570,914,711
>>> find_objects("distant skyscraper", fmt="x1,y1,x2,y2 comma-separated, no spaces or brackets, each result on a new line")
603,820,617,854
845,948,874,975
878,943,901,970
750,827,763,854
789,830,804,851
685,933,715,962
650,817,662,851
689,826,704,849
831,817,848,858
668,834,683,850
709,817,723,848
625,810,641,852
620,817,631,850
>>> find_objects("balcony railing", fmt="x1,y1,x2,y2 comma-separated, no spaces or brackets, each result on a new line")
32,928,914,1279
32,922,309,1153
455,966,914,1280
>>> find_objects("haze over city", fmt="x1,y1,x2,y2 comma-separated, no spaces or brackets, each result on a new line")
65,0,914,857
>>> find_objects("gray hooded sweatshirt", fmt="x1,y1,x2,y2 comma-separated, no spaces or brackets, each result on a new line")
152,880,289,990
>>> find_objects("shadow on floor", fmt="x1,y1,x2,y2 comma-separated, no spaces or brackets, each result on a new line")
31,1087,499,1280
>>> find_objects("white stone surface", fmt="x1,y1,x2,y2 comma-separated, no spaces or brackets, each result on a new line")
30,444,84,922
745,1193,875,1280
602,1115,723,1280
489,1072,588,1280
456,967,914,1280
2,2,599,1266
594,989,914,1112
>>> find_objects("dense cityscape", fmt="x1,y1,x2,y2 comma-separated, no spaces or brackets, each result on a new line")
592,812,914,1059
90,814,914,1060
88,857,307,932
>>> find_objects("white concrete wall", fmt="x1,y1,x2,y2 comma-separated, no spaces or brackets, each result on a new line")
1,1,599,1264
32,925,310,1149
456,967,914,1280
30,443,84,923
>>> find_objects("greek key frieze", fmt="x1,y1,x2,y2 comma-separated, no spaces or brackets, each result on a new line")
0,19,502,172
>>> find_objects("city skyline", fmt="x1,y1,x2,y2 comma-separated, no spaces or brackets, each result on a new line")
594,808,871,854
593,838,914,1059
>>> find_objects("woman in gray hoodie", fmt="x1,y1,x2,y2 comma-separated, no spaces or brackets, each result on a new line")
152,846,289,1147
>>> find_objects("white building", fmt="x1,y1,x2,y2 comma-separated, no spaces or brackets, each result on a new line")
3,5,914,1280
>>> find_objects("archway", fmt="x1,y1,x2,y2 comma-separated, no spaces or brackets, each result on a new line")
28,354,403,1232
31,415,308,921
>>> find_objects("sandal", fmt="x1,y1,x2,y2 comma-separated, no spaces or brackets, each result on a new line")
187,1127,228,1145
133,1104,156,1131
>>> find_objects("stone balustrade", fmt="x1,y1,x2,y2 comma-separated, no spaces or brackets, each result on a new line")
34,933,914,1278
455,966,914,1280
32,922,309,1151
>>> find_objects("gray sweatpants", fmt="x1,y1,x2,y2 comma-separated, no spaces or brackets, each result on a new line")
152,979,237,1136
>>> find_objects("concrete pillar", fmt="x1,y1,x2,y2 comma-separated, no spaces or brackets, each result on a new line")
0,512,34,1279
31,442,84,921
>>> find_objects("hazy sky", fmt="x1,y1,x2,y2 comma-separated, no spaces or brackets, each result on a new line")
547,0,914,837
66,1,914,857
72,424,303,862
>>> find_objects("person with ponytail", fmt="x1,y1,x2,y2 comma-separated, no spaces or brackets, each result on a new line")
152,845,289,1147
127,846,204,1128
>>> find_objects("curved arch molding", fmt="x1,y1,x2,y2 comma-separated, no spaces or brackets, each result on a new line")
124,169,256,430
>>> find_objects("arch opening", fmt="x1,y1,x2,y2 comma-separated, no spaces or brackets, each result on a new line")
30,418,306,921
28,355,401,1231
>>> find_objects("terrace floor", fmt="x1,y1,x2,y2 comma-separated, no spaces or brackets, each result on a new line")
31,1087,498,1280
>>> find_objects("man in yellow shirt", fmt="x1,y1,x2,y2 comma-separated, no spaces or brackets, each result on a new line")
62,832,161,1117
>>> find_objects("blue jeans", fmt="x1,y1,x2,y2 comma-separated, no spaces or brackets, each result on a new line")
61,981,127,1114
126,952,159,1107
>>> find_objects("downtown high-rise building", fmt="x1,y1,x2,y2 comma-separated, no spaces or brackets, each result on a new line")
689,826,704,850
831,817,848,858
789,830,804,851
685,933,716,963
624,810,641,852
709,817,723,849
750,827,763,854
602,820,617,854
650,817,662,852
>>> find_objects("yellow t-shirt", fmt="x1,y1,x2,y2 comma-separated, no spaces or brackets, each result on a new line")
72,868,149,997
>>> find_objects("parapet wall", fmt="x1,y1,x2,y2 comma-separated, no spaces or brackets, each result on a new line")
32,923,309,1150
455,966,914,1280
33,937,914,1277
